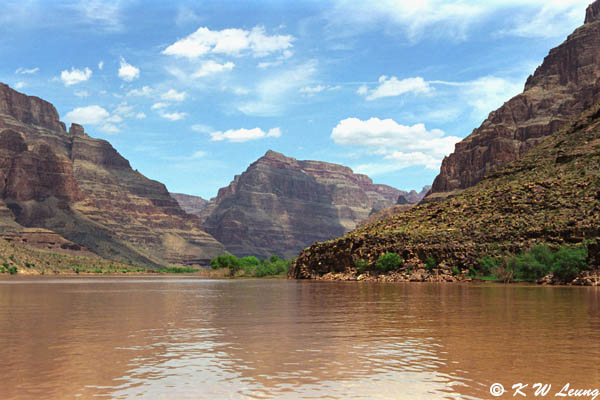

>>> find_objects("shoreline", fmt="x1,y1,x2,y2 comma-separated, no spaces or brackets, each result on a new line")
305,268,600,286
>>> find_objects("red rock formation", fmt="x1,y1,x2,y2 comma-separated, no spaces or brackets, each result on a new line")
0,83,66,132
0,83,226,266
428,0,600,200
203,150,407,258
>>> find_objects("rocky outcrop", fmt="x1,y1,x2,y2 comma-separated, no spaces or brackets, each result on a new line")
171,193,209,216
0,83,66,132
0,83,226,266
203,150,407,259
290,102,600,279
428,1,600,201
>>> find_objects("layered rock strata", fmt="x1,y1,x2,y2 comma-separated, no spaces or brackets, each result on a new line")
428,0,600,201
0,83,225,266
203,150,407,258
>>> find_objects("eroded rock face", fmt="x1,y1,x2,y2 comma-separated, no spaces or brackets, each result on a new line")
428,0,600,200
203,150,406,259
0,83,66,132
171,193,209,216
0,129,83,202
0,83,226,266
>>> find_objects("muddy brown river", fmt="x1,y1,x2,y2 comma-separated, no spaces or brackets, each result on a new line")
0,277,598,399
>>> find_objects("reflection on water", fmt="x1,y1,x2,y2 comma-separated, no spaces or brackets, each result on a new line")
0,277,598,399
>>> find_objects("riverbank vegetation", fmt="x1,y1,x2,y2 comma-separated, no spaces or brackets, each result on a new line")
210,254,291,277
472,244,588,283
348,243,591,284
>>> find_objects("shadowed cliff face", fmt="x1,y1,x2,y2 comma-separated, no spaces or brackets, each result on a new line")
0,83,226,267
428,0,600,201
203,150,405,259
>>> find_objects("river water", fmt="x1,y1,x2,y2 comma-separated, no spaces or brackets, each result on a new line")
0,277,598,399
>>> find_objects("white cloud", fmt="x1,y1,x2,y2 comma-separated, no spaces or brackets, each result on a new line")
14,81,25,89
98,61,104,70
118,57,140,82
151,102,168,110
299,85,326,94
15,67,39,74
191,150,207,159
70,0,127,32
161,89,187,101
60,67,92,86
63,102,139,133
331,117,460,172
299,84,341,96
498,1,589,39
359,76,432,101
191,124,212,133
326,0,588,42
327,0,485,42
191,60,235,78
106,114,123,123
210,127,282,143
74,90,90,98
127,86,153,97
135,112,146,119
257,49,294,69
238,61,317,116
163,25,293,58
432,76,523,120
230,87,249,95
64,105,109,125
99,123,120,134
463,76,523,118
160,111,187,121
113,102,135,118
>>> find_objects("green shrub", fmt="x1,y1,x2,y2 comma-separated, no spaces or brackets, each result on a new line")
165,266,197,273
210,254,289,277
508,244,553,280
451,265,460,276
240,256,260,266
354,259,368,274
476,256,499,276
496,244,588,282
375,252,402,272
8,266,17,275
424,256,437,272
210,254,241,276
551,245,588,282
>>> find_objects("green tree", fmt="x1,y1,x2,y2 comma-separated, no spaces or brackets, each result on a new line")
375,252,402,272
551,245,588,282
210,254,241,276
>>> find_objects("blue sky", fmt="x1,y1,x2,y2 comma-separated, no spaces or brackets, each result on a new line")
0,0,591,198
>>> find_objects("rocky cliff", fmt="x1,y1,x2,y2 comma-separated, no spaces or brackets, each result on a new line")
203,150,408,259
427,0,600,201
0,83,225,266
291,102,600,279
171,193,209,216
